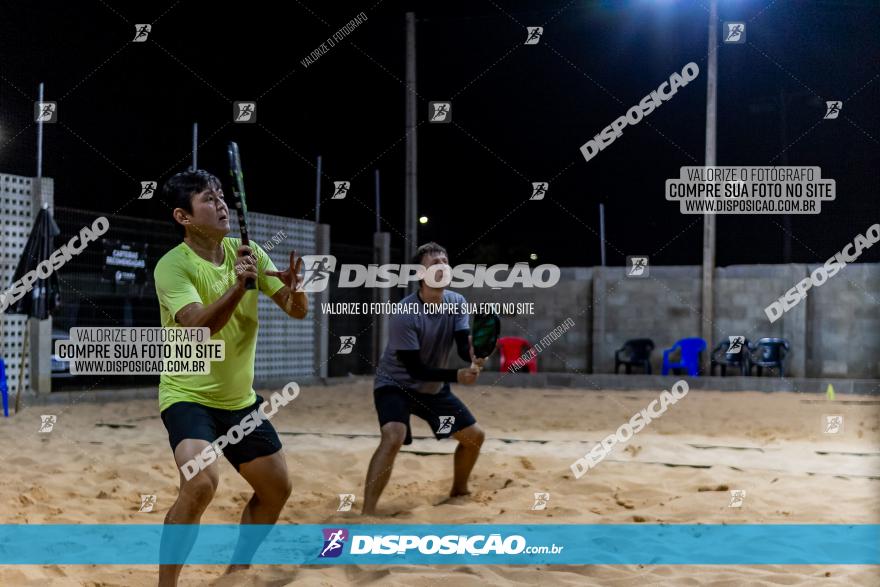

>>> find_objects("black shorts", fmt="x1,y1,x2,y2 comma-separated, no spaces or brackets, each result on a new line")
374,384,477,445
160,395,282,470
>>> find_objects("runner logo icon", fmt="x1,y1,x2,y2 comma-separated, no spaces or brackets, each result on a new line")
824,101,842,119
524,27,543,45
530,182,548,200
436,416,455,434
298,255,337,292
319,528,348,558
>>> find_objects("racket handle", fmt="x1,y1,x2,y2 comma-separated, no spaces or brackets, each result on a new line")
239,240,256,290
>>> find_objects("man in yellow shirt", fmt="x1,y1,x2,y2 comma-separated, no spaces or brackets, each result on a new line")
154,169,308,587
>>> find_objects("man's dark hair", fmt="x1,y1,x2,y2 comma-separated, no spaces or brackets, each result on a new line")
162,169,222,235
411,242,448,266
162,169,222,213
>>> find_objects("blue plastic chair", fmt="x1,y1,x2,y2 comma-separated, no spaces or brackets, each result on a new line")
662,337,707,376
0,358,8,417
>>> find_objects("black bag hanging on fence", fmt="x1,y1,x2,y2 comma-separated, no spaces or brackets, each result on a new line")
5,206,62,320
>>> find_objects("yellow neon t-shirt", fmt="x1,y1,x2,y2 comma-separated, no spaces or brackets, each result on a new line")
154,237,284,412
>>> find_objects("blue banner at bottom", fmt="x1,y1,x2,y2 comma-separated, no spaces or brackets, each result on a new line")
0,524,877,565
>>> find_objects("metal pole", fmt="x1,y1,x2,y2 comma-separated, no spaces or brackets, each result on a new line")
779,89,792,263
599,203,606,267
372,168,390,365
372,232,391,366
374,169,381,233
36,82,44,179
192,122,198,170
28,82,51,397
14,327,28,414
314,224,331,378
404,12,418,269
701,0,718,372
315,155,322,224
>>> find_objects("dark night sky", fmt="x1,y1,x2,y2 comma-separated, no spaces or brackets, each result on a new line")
1,0,878,267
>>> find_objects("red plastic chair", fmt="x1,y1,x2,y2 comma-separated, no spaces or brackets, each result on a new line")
498,337,538,373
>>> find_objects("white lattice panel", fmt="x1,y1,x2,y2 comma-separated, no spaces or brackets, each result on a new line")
229,210,317,384
0,175,35,395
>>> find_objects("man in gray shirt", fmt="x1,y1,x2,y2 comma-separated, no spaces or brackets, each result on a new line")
362,242,486,515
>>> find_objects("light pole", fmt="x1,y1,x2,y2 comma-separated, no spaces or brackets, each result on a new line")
700,0,719,373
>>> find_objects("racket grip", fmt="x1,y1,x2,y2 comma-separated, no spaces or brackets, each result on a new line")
239,244,256,290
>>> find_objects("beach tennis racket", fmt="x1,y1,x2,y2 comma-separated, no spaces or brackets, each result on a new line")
227,141,255,290
469,311,500,370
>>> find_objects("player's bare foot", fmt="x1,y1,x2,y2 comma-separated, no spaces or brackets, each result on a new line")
435,492,472,507
450,488,471,498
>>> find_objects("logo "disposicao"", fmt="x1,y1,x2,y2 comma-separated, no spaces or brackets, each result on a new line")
317,529,561,557
580,62,700,163
318,528,528,558
764,223,879,323
0,216,110,313
297,256,560,292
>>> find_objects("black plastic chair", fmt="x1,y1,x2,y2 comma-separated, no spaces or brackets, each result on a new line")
710,338,751,376
750,338,790,377
615,339,654,374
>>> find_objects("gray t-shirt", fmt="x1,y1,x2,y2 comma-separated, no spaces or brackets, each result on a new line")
374,290,470,394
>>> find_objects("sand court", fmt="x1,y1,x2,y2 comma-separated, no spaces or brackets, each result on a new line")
1,379,878,585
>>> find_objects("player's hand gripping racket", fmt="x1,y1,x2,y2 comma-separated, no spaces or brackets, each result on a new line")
227,141,255,290
469,312,500,371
